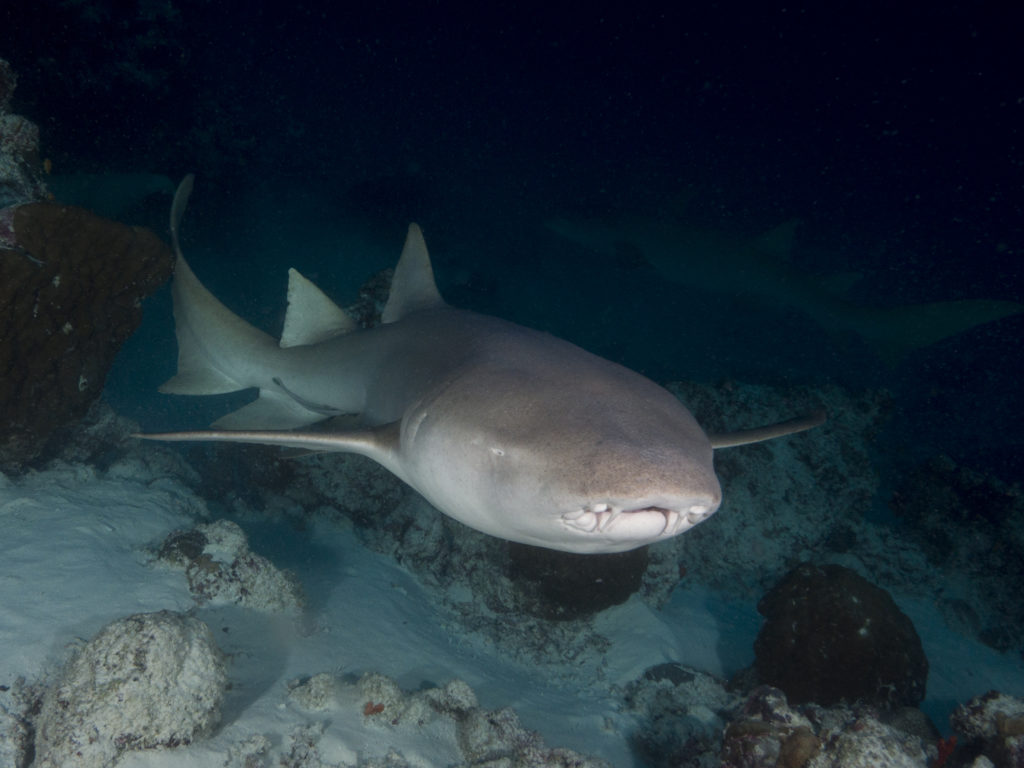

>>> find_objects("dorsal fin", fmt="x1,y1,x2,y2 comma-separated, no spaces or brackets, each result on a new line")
382,223,445,323
280,268,357,348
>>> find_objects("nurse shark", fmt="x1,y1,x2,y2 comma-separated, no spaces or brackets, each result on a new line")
138,176,823,554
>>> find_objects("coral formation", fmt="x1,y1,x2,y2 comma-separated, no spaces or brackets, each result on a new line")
720,685,820,768
805,712,931,767
0,202,172,471
951,691,1024,768
624,665,938,767
158,519,304,612
352,672,480,729
33,610,227,768
282,671,606,767
623,663,736,767
753,563,928,708
287,673,340,712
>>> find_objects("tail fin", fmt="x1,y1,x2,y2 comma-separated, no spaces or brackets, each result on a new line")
158,176,279,396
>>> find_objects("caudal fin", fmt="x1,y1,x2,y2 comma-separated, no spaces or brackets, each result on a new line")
159,175,278,397
841,298,1023,361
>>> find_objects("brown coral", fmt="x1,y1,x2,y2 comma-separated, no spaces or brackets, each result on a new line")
777,726,820,768
0,202,172,470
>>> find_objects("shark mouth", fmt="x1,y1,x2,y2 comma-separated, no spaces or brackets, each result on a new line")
561,502,713,538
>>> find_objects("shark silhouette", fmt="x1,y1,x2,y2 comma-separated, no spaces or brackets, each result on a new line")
137,176,824,554
547,214,1022,360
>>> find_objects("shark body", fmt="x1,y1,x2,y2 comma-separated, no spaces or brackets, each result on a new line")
547,215,1023,360
140,176,823,554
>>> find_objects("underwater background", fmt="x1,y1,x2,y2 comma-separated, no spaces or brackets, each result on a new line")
7,2,1022,480
2,3,1023,767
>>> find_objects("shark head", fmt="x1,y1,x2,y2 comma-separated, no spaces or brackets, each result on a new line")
393,356,724,554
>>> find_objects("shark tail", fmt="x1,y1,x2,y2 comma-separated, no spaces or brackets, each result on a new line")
839,298,1023,361
157,253,280,397
158,176,326,430
159,175,279,401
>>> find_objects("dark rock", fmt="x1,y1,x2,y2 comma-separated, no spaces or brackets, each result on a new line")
0,203,172,471
753,563,928,708
506,542,648,620
642,662,696,687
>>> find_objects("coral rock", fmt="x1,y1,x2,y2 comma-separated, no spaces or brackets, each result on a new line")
158,519,305,613
287,673,339,711
952,691,1024,768
625,663,736,767
34,610,227,768
721,687,934,768
815,715,930,767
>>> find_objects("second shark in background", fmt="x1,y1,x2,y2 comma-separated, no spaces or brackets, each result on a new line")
547,211,1022,361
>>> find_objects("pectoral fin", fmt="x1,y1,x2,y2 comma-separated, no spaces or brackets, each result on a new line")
134,420,403,471
709,409,826,449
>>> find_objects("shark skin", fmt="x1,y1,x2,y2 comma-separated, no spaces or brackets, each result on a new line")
546,215,1024,361
138,176,824,554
